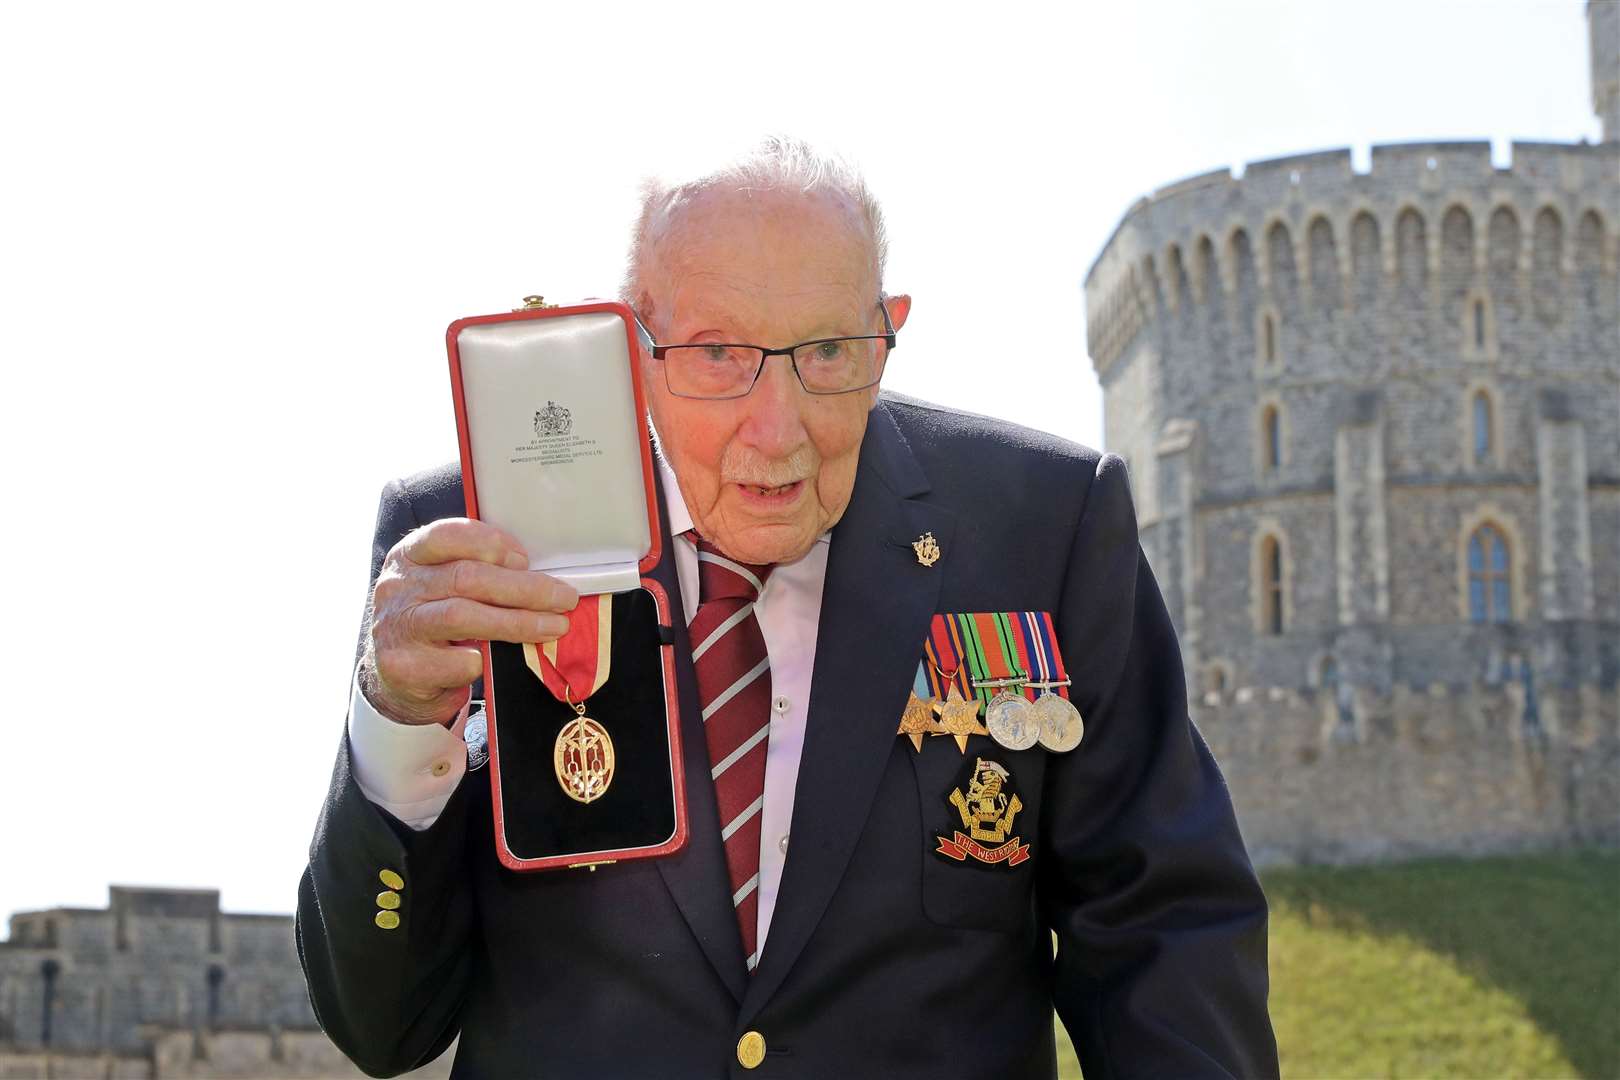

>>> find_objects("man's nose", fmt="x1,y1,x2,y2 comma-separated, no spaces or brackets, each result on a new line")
738,354,810,454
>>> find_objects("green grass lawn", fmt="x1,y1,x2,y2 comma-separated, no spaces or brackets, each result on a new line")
1055,850,1619,1079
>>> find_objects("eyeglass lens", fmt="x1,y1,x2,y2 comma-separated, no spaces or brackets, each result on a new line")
663,338,885,398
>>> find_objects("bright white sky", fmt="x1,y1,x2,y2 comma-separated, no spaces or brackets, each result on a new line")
0,1,1602,923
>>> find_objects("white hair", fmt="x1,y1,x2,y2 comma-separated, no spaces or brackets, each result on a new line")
620,135,889,312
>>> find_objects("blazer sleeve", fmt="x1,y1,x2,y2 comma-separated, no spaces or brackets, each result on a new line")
1040,452,1280,1079
295,478,478,1078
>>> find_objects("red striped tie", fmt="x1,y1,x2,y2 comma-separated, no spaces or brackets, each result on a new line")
689,536,774,973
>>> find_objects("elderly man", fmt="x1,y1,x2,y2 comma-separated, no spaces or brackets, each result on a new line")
298,140,1278,1078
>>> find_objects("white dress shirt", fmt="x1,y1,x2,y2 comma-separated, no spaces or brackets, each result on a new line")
347,459,828,953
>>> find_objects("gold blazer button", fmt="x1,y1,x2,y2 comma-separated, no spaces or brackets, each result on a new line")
376,890,401,910
736,1031,766,1069
374,910,401,931
379,868,404,891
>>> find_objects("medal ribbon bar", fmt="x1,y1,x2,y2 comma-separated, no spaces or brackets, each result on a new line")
1009,611,1072,702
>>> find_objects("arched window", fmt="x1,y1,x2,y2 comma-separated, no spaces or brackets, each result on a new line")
207,965,225,1027
1256,306,1282,371
1468,524,1512,622
1262,535,1285,634
1533,207,1563,324
1472,391,1494,465
1196,235,1217,303
1263,405,1282,471
41,959,60,1046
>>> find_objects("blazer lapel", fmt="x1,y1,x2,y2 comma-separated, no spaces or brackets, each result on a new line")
741,402,955,1019
648,467,751,1003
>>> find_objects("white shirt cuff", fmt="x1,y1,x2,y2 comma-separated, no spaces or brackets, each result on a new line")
346,670,469,831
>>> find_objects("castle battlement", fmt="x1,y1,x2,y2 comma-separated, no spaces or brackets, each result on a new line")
1085,9,1619,869
1085,139,1618,377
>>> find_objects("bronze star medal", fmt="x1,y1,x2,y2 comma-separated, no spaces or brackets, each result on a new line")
896,690,941,752
933,684,989,753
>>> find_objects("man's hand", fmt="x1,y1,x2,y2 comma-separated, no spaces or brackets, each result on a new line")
360,518,578,726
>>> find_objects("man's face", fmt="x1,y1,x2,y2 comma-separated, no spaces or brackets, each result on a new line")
638,187,911,566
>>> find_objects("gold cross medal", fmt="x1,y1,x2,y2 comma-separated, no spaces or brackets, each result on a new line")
524,594,617,804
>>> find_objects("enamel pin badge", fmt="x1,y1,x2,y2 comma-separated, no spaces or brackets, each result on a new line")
912,532,941,567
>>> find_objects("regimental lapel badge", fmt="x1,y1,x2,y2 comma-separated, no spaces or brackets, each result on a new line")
935,757,1032,868
912,531,941,567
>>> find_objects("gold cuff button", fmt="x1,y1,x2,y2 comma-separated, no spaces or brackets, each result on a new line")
736,1031,766,1070
379,868,404,891
374,910,400,930
376,890,401,910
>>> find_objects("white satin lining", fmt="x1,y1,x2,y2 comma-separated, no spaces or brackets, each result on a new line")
457,313,650,594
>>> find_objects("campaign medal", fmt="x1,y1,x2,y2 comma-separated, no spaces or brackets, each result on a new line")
1007,610,1083,753
934,757,1032,868
985,688,1039,751
897,690,941,752
934,684,989,753
921,619,989,753
523,594,616,804
1034,690,1084,752
942,611,1040,753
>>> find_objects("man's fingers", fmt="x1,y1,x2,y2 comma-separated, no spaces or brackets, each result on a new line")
373,642,486,697
406,596,571,644
400,518,528,569
435,560,581,613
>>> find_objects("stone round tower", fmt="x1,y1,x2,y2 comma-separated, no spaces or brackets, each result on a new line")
1591,0,1618,142
1082,18,1617,863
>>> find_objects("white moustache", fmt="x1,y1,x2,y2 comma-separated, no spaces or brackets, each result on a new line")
722,444,819,488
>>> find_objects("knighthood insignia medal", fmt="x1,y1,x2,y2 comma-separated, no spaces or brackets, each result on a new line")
523,594,617,804
934,756,1032,868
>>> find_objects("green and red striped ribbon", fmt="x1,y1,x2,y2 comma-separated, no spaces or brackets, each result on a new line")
921,611,1071,704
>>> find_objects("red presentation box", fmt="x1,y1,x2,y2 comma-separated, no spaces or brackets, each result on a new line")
446,298,687,872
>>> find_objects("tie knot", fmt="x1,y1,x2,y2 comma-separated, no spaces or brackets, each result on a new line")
691,535,773,604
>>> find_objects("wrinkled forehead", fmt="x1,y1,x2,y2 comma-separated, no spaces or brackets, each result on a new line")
646,187,880,318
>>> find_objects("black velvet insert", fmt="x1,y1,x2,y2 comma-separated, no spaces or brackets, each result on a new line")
488,587,678,862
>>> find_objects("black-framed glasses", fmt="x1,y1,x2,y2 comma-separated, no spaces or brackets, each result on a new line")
633,300,897,400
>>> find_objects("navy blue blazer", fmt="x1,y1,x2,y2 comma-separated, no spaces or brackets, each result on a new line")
297,394,1278,1078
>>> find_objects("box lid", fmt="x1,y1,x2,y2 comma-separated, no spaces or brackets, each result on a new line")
447,300,661,594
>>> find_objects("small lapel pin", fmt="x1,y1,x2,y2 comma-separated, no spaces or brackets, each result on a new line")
912,531,941,567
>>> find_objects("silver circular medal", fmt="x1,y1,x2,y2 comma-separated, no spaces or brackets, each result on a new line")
1035,692,1084,752
985,689,1040,751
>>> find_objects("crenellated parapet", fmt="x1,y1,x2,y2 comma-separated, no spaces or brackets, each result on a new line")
1084,140,1620,379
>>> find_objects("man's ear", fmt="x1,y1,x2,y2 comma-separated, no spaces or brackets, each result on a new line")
884,294,913,332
